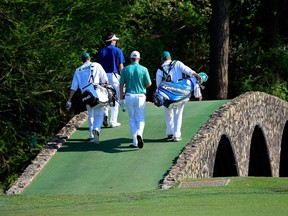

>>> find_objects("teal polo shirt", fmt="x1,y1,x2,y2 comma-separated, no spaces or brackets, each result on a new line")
120,62,151,94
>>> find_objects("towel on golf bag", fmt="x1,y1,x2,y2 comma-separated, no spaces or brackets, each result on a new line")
153,77,199,108
81,84,117,108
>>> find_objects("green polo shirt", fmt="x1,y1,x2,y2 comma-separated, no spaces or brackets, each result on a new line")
120,62,151,94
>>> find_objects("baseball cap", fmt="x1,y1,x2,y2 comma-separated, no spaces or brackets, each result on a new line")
161,51,171,59
81,52,90,61
105,34,120,42
130,51,140,59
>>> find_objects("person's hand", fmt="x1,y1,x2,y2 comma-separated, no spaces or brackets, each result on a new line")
66,101,72,110
197,74,203,84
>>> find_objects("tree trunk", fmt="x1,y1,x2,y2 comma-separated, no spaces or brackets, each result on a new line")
208,0,230,99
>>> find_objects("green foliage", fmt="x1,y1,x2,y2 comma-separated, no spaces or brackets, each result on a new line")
229,41,288,100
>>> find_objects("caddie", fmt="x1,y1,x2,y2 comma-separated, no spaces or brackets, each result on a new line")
66,52,108,144
155,51,203,142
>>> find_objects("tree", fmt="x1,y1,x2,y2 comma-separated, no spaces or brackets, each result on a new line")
208,0,230,99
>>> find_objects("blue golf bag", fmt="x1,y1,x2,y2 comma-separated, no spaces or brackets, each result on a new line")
153,77,197,108
153,72,208,108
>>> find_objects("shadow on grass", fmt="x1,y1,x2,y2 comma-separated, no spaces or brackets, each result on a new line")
58,137,138,153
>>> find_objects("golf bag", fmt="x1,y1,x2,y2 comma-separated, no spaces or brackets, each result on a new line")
153,77,197,108
153,72,208,108
81,84,117,108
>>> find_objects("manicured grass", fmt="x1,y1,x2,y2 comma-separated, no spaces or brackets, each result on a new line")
1,177,288,216
1,100,288,215
21,101,227,195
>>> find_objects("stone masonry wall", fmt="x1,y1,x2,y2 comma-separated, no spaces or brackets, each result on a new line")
162,91,288,189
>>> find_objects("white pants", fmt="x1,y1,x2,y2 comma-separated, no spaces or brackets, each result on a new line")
86,104,105,138
104,73,120,124
125,94,146,145
165,103,185,138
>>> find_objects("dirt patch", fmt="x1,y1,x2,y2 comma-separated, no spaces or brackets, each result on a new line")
179,179,230,188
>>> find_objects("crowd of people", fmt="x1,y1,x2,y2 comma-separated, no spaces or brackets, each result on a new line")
66,32,203,149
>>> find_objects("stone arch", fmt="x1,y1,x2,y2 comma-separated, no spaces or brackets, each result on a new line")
213,135,238,177
248,125,272,177
279,121,288,177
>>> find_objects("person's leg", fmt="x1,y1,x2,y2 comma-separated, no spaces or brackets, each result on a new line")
173,104,185,141
108,73,120,127
91,105,105,144
165,107,174,138
126,95,137,146
86,105,94,139
135,95,146,148
135,95,146,137
103,106,109,127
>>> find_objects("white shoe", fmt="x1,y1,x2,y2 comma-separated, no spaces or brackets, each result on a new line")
92,130,99,144
110,122,121,128
173,137,182,142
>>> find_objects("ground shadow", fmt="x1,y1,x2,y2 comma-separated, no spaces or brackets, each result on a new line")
58,137,137,153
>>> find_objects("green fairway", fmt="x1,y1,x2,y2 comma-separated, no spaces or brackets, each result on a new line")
1,177,288,216
2,100,288,216
22,100,227,195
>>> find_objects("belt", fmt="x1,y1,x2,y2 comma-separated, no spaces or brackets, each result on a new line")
126,93,145,97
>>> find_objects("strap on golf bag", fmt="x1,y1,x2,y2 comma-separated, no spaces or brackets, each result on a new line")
158,60,177,82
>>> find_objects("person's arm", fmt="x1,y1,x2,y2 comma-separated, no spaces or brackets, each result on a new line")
119,63,124,73
155,69,162,87
66,89,75,110
120,84,125,100
68,90,75,102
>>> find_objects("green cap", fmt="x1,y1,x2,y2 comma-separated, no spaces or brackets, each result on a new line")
81,52,90,61
161,51,171,59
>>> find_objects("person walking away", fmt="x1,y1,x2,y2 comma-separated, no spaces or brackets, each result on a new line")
155,51,202,142
119,51,152,149
97,32,125,128
66,52,108,144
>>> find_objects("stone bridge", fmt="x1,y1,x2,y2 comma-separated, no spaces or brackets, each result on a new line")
162,91,288,189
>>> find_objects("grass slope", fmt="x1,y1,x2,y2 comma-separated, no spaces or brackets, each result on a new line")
1,177,288,216
21,100,227,195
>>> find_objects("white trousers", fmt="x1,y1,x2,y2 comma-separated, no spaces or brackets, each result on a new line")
104,73,120,124
165,103,185,138
86,104,105,138
125,94,146,145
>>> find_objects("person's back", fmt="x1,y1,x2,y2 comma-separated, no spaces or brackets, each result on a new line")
119,51,152,149
97,45,124,73
96,32,125,128
121,62,149,94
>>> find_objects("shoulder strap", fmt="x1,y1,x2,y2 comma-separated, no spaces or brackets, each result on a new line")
160,60,177,82
82,63,95,90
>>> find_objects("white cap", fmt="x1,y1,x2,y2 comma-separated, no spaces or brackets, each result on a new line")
130,51,140,59
105,34,119,42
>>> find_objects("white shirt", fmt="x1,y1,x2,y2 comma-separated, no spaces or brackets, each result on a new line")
156,60,201,98
71,62,108,93
156,60,197,87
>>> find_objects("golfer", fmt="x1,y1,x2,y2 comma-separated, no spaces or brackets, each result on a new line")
119,51,152,149
97,32,125,128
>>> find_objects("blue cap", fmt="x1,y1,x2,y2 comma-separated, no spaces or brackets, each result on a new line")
81,52,90,61
161,51,171,59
